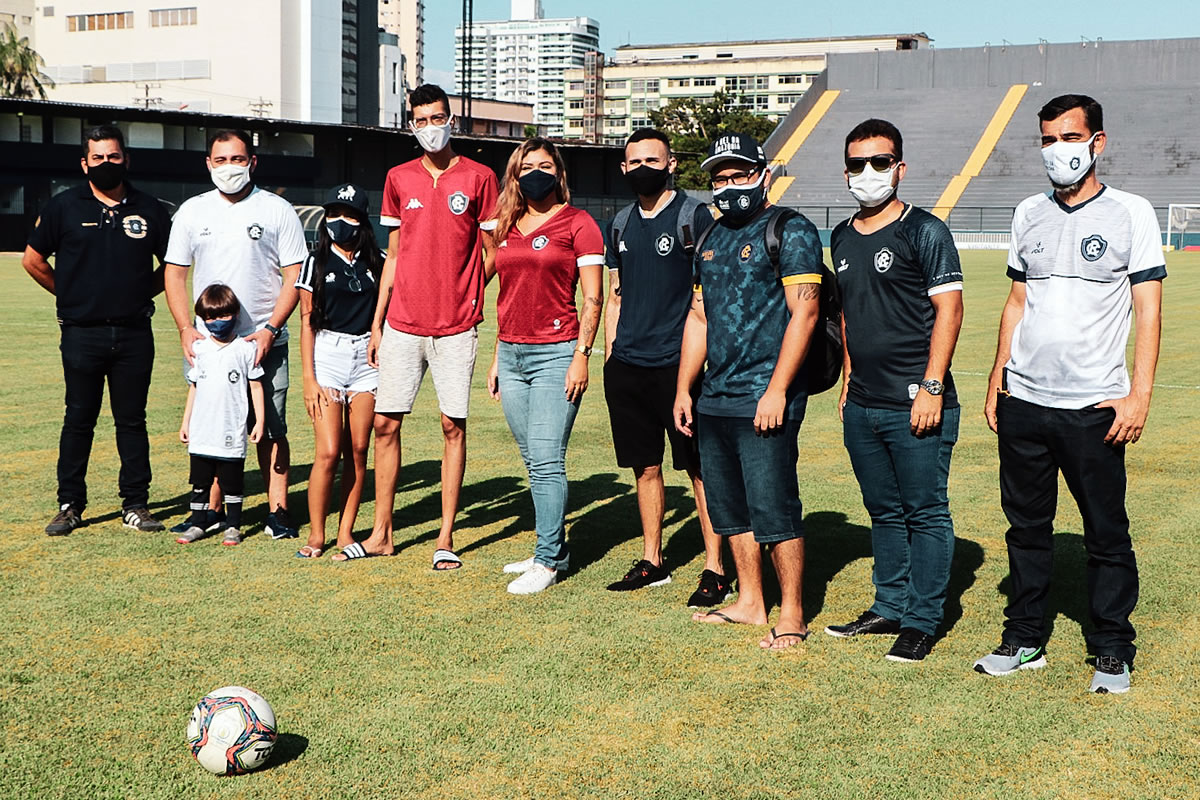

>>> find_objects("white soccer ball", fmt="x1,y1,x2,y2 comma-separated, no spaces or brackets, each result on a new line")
186,685,278,775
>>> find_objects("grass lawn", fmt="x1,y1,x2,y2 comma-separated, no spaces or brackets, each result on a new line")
1,249,1198,800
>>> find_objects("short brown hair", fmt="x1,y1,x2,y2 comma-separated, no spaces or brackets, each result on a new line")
194,283,241,319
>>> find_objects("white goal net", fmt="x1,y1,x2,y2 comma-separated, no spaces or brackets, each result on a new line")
1167,204,1200,251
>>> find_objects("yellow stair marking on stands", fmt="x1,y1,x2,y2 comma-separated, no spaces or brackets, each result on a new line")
767,90,840,205
932,83,1028,221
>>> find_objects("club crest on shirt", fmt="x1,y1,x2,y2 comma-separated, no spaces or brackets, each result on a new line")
655,233,674,256
1081,234,1108,262
701,249,714,262
448,191,469,216
532,235,550,251
739,243,753,262
122,215,148,239
874,247,894,273
227,370,241,383
247,223,264,240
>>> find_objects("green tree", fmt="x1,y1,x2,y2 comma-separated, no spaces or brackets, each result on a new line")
0,23,53,100
648,90,778,189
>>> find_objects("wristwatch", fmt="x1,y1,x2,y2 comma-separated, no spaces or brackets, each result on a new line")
919,378,945,396
575,344,592,357
263,323,281,337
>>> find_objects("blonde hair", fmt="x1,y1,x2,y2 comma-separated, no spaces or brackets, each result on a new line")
491,138,571,243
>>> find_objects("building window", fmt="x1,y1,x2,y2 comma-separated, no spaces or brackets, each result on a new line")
631,79,659,93
694,77,717,87
777,74,807,85
568,80,584,90
68,11,133,31
150,7,198,27
776,93,804,105
604,79,628,90
667,78,691,88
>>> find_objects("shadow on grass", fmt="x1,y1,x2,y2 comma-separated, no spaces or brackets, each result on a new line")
996,531,1094,647
269,732,309,768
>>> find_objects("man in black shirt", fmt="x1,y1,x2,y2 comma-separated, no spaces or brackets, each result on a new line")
602,129,729,606
824,119,964,662
23,125,172,535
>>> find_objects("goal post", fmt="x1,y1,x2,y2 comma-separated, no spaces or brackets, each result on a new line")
1166,204,1200,251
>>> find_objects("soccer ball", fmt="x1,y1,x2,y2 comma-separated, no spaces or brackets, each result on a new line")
186,686,277,775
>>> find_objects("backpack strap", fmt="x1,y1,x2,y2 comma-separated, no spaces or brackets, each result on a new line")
609,203,635,297
675,193,705,260
764,206,800,282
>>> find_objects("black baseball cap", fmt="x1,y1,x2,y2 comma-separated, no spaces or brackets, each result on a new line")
701,132,767,172
323,183,369,215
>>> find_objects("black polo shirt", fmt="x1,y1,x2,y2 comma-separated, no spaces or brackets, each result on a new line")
27,183,171,325
295,248,381,335
831,203,963,411
604,192,715,368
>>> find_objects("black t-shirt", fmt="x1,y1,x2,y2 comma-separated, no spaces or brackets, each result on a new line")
26,183,170,324
604,192,715,368
295,248,381,335
830,204,963,411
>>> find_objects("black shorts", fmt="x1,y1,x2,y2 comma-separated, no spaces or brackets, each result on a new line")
603,357,701,473
189,455,246,499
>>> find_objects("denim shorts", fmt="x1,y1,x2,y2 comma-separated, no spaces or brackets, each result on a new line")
314,329,378,401
696,411,806,544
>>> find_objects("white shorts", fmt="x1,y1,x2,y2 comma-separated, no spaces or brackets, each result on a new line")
375,324,477,419
314,330,378,402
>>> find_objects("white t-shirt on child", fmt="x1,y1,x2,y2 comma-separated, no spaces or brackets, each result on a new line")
186,337,264,459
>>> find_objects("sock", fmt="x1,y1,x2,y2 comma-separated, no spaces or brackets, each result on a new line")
188,488,209,526
224,496,243,529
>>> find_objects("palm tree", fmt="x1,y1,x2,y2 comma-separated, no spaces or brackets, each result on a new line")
0,22,53,100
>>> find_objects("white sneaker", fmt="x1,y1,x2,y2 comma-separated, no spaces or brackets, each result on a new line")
503,556,536,574
507,563,557,595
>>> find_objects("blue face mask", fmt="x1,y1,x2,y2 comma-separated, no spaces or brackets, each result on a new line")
206,318,237,341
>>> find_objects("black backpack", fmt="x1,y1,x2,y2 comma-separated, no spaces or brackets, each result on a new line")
693,206,843,396
609,194,707,296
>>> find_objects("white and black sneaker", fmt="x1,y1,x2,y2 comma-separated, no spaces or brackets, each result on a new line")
122,507,165,532
973,643,1047,676
606,559,671,592
824,610,902,638
1090,656,1131,694
265,507,298,540
45,504,83,536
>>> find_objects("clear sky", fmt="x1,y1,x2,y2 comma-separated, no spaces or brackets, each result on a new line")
423,0,1200,86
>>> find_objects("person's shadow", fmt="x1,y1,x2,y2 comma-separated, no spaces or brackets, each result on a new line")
996,531,1093,648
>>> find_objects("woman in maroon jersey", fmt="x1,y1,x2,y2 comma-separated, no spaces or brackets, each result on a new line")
484,138,605,595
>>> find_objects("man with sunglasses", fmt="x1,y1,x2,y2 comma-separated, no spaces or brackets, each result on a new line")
355,83,499,567
824,119,964,663
975,95,1164,694
674,133,823,650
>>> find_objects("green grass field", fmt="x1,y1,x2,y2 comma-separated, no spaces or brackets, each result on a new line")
1,250,1198,800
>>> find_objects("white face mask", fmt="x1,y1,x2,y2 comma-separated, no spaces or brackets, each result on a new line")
847,163,897,208
211,163,251,195
1042,134,1097,187
412,118,453,153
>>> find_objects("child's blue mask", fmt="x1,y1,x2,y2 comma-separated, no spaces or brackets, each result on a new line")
206,319,237,341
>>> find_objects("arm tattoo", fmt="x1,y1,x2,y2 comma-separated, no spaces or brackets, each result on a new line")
797,283,820,301
578,295,603,343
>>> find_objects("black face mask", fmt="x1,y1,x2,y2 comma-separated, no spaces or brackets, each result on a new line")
518,169,558,202
625,164,670,197
326,219,360,246
87,161,126,191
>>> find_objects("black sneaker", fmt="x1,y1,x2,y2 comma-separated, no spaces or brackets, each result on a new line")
265,506,298,540
45,504,83,536
824,610,902,638
171,509,226,535
687,569,734,608
122,507,166,532
606,559,672,592
885,628,936,662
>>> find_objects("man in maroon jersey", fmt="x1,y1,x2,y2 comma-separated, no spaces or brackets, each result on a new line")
335,84,498,566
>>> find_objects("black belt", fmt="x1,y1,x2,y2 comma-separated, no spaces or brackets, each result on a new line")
59,312,153,328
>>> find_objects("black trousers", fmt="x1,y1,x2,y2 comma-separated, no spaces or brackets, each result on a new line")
996,393,1138,664
58,322,155,510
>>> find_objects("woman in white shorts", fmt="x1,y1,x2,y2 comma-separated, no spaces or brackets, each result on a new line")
295,183,383,558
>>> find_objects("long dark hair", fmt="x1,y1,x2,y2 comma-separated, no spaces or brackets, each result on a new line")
308,207,384,333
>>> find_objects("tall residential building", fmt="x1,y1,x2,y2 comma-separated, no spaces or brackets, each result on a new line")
454,0,599,137
563,34,930,144
32,0,383,125
378,0,422,91
0,0,35,42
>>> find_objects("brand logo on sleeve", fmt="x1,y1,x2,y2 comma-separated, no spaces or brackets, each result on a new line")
532,235,550,251
247,223,264,240
655,233,674,256
447,191,469,215
1080,234,1108,262
874,247,894,273
122,215,148,239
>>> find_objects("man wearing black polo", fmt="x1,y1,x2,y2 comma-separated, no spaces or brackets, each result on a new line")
23,125,172,535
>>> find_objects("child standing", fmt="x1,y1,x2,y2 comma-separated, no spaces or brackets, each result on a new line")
177,284,265,545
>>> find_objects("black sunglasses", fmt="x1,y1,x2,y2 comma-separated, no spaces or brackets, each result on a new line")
845,154,898,175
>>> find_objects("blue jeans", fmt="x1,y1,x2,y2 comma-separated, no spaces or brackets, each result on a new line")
497,340,580,570
842,402,959,636
696,411,806,544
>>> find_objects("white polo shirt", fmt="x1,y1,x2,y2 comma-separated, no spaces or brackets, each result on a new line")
1005,186,1166,409
165,186,309,342
186,337,264,460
